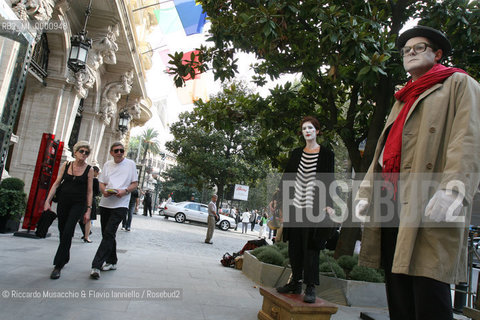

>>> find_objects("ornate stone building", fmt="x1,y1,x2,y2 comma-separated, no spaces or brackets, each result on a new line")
2,0,156,194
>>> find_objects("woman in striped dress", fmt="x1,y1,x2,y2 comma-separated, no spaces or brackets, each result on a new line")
276,116,335,303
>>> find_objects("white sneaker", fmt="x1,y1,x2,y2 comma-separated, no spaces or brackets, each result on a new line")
90,268,100,279
101,263,117,271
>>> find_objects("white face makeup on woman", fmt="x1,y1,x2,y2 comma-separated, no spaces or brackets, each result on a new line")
302,121,319,142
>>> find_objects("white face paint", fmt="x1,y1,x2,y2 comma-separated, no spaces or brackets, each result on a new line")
302,121,318,142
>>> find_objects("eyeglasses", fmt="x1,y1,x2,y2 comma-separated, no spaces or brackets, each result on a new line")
77,149,90,156
113,149,125,154
400,42,434,57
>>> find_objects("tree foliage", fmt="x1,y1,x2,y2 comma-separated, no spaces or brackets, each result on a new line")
166,82,272,203
168,0,480,256
159,164,207,203
170,0,480,172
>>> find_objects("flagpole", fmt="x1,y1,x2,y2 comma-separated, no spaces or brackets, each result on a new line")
132,0,173,12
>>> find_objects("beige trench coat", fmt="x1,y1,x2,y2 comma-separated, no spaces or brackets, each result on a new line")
357,71,480,284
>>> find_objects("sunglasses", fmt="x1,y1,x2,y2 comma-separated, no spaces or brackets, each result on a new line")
113,149,125,154
78,149,90,156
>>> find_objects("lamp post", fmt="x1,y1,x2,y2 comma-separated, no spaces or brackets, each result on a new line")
68,0,93,73
118,110,131,134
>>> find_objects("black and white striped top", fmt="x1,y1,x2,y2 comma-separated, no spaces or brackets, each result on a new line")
293,151,319,209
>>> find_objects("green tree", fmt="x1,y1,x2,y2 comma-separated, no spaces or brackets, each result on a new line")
169,0,480,256
139,128,162,162
166,82,271,205
126,135,141,160
159,164,207,202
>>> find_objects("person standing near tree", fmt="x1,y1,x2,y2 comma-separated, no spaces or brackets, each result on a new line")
122,187,138,231
204,194,219,244
275,116,335,303
355,26,480,319
241,209,251,234
90,142,138,280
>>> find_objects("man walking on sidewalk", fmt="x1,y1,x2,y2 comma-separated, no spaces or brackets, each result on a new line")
204,194,218,244
90,142,138,279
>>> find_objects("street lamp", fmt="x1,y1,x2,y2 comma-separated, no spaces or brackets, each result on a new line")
118,110,131,134
68,0,93,73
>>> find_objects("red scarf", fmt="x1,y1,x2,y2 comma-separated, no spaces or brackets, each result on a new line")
382,64,467,198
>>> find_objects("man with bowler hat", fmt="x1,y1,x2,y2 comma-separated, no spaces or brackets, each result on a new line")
355,25,480,319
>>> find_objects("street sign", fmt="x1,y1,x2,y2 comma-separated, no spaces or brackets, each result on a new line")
233,184,249,201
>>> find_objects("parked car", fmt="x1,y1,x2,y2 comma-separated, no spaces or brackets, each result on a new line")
163,201,236,231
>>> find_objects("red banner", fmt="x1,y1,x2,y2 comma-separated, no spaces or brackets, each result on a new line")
21,133,63,231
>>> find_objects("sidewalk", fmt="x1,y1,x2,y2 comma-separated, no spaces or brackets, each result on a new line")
0,215,467,319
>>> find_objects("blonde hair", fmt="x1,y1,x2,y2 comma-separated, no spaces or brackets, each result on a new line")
73,141,91,153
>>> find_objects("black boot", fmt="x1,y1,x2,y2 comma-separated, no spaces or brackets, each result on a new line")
50,267,61,279
303,284,316,303
276,280,302,294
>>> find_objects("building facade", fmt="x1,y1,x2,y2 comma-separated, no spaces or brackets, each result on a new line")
1,0,157,194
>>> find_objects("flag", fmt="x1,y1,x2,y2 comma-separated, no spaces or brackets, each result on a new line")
153,7,184,34
180,50,201,81
173,0,207,36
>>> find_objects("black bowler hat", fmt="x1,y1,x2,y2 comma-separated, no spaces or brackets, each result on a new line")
396,25,451,57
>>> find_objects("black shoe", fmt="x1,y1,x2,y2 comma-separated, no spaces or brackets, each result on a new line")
204,241,213,244
50,268,61,279
303,284,316,303
276,281,302,294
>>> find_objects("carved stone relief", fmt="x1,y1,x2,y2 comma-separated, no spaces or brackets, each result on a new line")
100,70,134,126
12,0,55,21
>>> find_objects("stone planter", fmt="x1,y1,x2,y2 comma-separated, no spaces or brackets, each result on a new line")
242,251,291,287
0,215,20,233
316,274,387,308
242,250,387,308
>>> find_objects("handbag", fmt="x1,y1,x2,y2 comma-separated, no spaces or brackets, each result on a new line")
35,210,57,238
52,162,70,203
214,214,220,222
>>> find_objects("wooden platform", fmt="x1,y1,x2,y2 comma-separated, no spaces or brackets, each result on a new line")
258,287,338,320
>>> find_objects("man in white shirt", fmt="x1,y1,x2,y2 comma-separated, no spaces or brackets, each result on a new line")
90,142,138,280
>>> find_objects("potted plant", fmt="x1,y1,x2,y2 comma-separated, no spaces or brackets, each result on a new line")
0,177,27,233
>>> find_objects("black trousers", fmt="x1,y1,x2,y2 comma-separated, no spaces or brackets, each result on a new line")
381,227,453,320
288,228,320,285
53,199,85,269
91,207,126,269
143,203,152,216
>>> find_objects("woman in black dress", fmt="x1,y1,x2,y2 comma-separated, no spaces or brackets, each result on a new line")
276,116,336,303
44,141,94,279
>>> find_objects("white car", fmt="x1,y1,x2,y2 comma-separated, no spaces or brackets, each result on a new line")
163,201,236,231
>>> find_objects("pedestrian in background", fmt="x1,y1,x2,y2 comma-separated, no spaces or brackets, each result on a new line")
79,165,100,243
204,194,218,244
241,209,251,234
44,141,94,279
143,190,152,217
258,211,268,239
90,141,138,280
234,208,240,231
122,187,138,231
